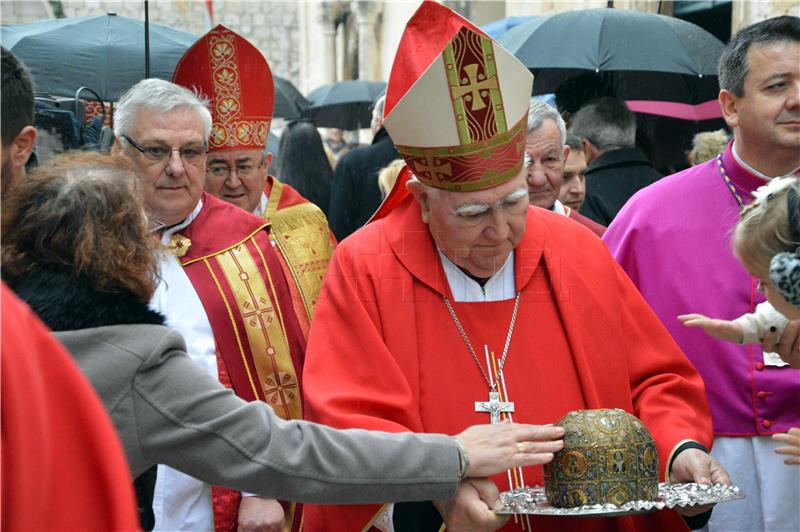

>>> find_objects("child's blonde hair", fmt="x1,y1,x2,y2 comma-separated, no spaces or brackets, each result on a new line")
733,179,800,274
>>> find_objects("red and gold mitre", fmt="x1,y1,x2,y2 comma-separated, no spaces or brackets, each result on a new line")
383,1,532,192
172,24,273,152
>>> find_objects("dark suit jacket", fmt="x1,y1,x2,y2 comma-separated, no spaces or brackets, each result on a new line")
328,127,400,241
579,147,662,226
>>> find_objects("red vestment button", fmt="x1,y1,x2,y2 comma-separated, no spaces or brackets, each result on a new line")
755,362,765,370
757,391,768,399
762,419,772,429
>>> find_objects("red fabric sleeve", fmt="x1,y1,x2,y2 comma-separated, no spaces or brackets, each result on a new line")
1,283,140,531
611,261,714,477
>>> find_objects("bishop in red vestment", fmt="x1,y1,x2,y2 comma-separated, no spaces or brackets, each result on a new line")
171,27,334,530
302,3,727,531
114,72,308,529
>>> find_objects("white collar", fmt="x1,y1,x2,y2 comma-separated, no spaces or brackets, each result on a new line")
731,141,800,180
253,192,269,217
551,199,567,216
160,199,204,245
437,249,516,302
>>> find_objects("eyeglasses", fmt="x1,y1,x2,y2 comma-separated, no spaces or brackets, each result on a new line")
122,135,207,165
206,155,265,179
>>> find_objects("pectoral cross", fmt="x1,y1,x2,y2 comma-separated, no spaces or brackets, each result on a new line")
475,391,514,424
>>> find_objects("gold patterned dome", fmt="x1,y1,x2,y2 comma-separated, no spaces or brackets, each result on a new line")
544,409,659,508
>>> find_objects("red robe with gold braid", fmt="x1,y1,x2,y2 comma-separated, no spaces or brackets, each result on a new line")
171,193,306,532
301,192,714,532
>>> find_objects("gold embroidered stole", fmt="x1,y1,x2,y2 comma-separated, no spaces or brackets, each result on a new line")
264,178,334,320
179,231,304,420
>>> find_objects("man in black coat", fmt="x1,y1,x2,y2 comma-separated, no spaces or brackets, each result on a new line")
571,98,662,226
328,95,400,241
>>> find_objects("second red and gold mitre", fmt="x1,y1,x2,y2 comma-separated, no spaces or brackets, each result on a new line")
383,1,532,192
172,24,273,152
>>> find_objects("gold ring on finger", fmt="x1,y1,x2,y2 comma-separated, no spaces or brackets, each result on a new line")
517,442,525,454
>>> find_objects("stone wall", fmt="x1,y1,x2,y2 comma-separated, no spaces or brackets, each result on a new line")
1,0,54,24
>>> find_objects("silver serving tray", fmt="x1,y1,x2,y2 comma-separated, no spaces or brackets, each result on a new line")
494,483,745,517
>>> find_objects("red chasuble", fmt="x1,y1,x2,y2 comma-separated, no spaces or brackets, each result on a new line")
1,284,139,531
172,193,307,531
302,195,713,532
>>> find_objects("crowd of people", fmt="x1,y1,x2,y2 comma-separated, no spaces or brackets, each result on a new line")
1,3,798,532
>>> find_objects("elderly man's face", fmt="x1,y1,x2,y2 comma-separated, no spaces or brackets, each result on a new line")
724,41,800,156
411,170,529,279
123,107,207,227
525,118,566,210
559,148,587,211
205,148,269,213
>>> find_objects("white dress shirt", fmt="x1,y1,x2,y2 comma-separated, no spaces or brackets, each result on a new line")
149,200,218,531
438,249,516,302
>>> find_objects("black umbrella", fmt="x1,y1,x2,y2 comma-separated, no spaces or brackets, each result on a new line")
1,13,197,101
306,80,386,130
274,76,309,120
498,8,725,105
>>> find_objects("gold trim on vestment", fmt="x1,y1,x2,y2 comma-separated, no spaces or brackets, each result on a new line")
204,258,259,399
360,504,391,532
265,179,334,319
215,240,301,420
181,223,270,266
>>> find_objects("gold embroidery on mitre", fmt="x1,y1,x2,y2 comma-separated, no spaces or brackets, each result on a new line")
443,28,506,145
397,115,526,191
205,29,269,150
168,234,192,258
412,150,453,183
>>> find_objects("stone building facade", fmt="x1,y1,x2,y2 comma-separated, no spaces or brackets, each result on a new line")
2,1,799,102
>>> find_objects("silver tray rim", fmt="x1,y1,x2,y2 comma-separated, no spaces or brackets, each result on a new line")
494,482,745,517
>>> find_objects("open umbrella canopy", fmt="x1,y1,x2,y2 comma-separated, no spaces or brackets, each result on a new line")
306,80,386,130
480,16,543,40
274,76,309,120
499,8,724,105
1,13,197,101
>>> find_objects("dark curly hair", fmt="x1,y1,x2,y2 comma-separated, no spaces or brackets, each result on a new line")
2,152,161,302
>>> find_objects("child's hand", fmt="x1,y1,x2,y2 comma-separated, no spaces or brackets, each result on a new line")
773,427,800,465
762,320,800,368
678,314,744,343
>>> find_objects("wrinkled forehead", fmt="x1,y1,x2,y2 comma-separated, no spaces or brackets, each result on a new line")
132,107,207,144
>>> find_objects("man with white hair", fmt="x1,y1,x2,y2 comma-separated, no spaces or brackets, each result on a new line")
173,25,335,340
302,3,728,531
328,94,400,240
113,78,307,532
525,99,604,236
570,97,662,225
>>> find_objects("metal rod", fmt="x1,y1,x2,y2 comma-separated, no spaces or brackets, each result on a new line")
144,0,151,78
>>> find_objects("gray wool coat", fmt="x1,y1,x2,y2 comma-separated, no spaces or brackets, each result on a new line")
55,324,460,504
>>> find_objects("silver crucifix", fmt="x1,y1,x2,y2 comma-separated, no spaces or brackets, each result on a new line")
475,391,515,424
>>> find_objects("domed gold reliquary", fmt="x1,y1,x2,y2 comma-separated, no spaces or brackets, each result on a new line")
544,409,659,508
